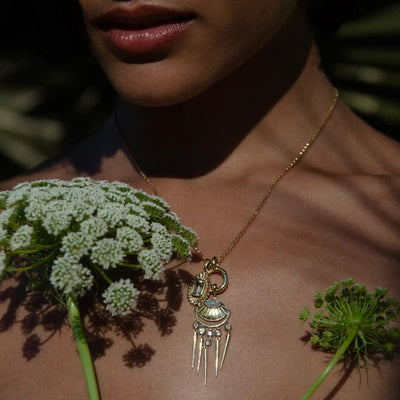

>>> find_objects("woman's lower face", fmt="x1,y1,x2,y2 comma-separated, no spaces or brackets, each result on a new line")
79,0,299,106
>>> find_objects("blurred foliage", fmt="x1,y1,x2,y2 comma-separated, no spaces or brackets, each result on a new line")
0,1,116,181
317,1,400,140
0,1,399,181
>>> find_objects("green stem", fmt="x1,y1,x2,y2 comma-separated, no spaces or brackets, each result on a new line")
66,295,100,400
116,261,141,268
92,264,112,284
299,324,359,400
7,251,57,272
10,244,57,255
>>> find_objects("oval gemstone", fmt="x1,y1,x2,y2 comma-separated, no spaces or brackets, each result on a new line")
205,299,221,308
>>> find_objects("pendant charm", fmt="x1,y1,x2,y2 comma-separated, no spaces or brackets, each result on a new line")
188,257,231,385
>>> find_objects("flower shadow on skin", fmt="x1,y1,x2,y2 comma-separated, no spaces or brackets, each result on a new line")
0,267,194,368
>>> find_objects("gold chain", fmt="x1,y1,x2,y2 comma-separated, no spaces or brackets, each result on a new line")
115,89,339,264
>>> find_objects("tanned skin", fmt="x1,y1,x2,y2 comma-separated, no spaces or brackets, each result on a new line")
1,1,399,399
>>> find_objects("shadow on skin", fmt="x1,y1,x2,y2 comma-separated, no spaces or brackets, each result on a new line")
0,266,194,368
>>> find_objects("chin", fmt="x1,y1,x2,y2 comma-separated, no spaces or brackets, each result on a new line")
98,57,226,107
115,81,207,107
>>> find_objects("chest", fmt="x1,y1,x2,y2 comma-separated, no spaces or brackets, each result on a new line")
1,177,400,399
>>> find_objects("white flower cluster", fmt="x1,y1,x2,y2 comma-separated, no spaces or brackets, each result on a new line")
50,254,94,297
0,250,6,276
0,227,7,243
0,178,199,316
91,238,125,269
102,278,139,316
10,225,34,251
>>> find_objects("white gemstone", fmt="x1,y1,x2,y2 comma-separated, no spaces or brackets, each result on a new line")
191,279,206,298
207,330,213,337
199,327,206,335
215,329,222,337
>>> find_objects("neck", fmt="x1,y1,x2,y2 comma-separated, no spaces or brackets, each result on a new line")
115,5,335,179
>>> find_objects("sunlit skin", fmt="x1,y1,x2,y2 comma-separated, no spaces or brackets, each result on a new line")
1,1,400,399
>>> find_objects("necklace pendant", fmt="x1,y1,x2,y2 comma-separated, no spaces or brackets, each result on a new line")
188,259,231,385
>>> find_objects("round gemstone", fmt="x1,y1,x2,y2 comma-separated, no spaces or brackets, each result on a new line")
225,324,231,331
207,330,213,337
205,339,212,347
215,329,222,337
198,327,206,335
193,322,199,329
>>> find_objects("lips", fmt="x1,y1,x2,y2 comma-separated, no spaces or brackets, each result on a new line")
94,6,196,55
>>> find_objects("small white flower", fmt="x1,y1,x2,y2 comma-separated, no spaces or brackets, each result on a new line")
0,190,10,204
171,234,192,259
138,249,164,280
151,232,173,262
90,238,125,269
125,203,148,218
42,200,73,235
65,189,97,221
116,227,144,253
0,227,7,242
5,187,28,206
43,212,72,236
10,225,34,251
61,232,94,258
142,201,166,219
179,226,199,246
102,278,139,316
50,254,94,297
149,195,170,210
24,198,46,222
97,203,126,227
111,181,134,192
105,191,125,204
125,214,150,234
0,207,15,227
151,222,168,236
161,211,181,231
0,250,6,275
80,217,108,238
133,190,170,210
70,177,94,187
73,200,97,222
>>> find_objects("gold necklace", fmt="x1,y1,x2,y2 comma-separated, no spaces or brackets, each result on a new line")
115,89,339,385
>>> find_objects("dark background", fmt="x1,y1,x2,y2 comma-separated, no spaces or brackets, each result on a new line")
1,0,399,181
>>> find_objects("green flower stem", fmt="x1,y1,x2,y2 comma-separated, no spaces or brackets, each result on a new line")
66,295,100,400
92,264,112,284
10,244,57,255
300,324,359,400
7,251,57,272
116,261,141,268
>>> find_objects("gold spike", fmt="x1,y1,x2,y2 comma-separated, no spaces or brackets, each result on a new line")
197,337,203,374
204,347,208,386
215,338,220,377
192,330,197,369
220,332,230,370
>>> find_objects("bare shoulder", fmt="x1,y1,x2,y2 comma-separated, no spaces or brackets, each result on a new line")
0,117,132,191
0,160,78,191
319,102,400,177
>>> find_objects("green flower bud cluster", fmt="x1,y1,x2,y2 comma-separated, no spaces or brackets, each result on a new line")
299,278,400,360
